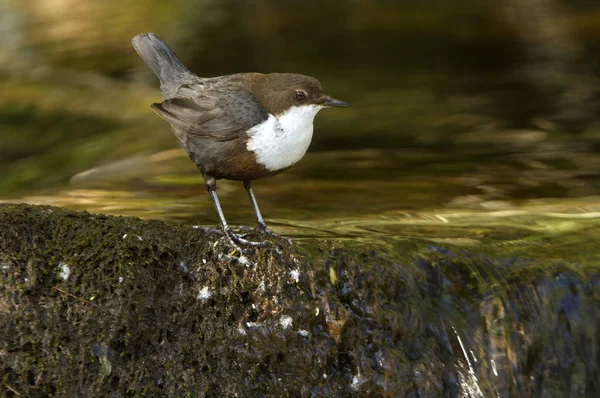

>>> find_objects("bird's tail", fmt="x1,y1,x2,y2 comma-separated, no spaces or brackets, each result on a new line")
131,33,195,86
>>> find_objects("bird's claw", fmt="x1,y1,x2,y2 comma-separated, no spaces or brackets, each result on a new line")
255,223,293,245
235,223,293,245
226,228,270,248
205,224,291,254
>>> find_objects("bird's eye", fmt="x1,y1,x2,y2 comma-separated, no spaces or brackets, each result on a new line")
295,91,307,101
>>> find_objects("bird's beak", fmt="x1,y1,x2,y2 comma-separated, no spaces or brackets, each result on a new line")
322,96,350,108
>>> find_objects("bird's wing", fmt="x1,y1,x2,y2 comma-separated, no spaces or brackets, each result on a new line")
151,83,269,142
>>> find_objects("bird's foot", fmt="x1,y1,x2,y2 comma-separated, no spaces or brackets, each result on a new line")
225,228,270,248
254,223,293,245
218,225,292,248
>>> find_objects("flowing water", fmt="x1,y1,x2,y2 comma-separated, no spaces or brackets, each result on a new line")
1,0,600,395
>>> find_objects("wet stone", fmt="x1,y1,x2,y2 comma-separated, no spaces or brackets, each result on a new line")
0,203,598,397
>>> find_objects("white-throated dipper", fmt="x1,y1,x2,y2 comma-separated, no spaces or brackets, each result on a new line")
132,33,349,247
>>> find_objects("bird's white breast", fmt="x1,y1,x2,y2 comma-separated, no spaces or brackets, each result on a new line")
246,105,322,171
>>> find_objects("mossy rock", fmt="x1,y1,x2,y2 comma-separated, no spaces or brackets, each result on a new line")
0,204,598,397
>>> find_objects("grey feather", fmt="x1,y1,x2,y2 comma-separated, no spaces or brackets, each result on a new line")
131,33,198,100
132,34,269,143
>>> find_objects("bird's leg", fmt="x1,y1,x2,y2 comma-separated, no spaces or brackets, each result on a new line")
204,175,268,248
243,181,293,245
243,180,271,233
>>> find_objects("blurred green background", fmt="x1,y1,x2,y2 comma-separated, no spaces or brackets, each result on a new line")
1,0,600,236
3,3,600,395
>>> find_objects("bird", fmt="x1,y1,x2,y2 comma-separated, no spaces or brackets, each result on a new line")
131,33,349,247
